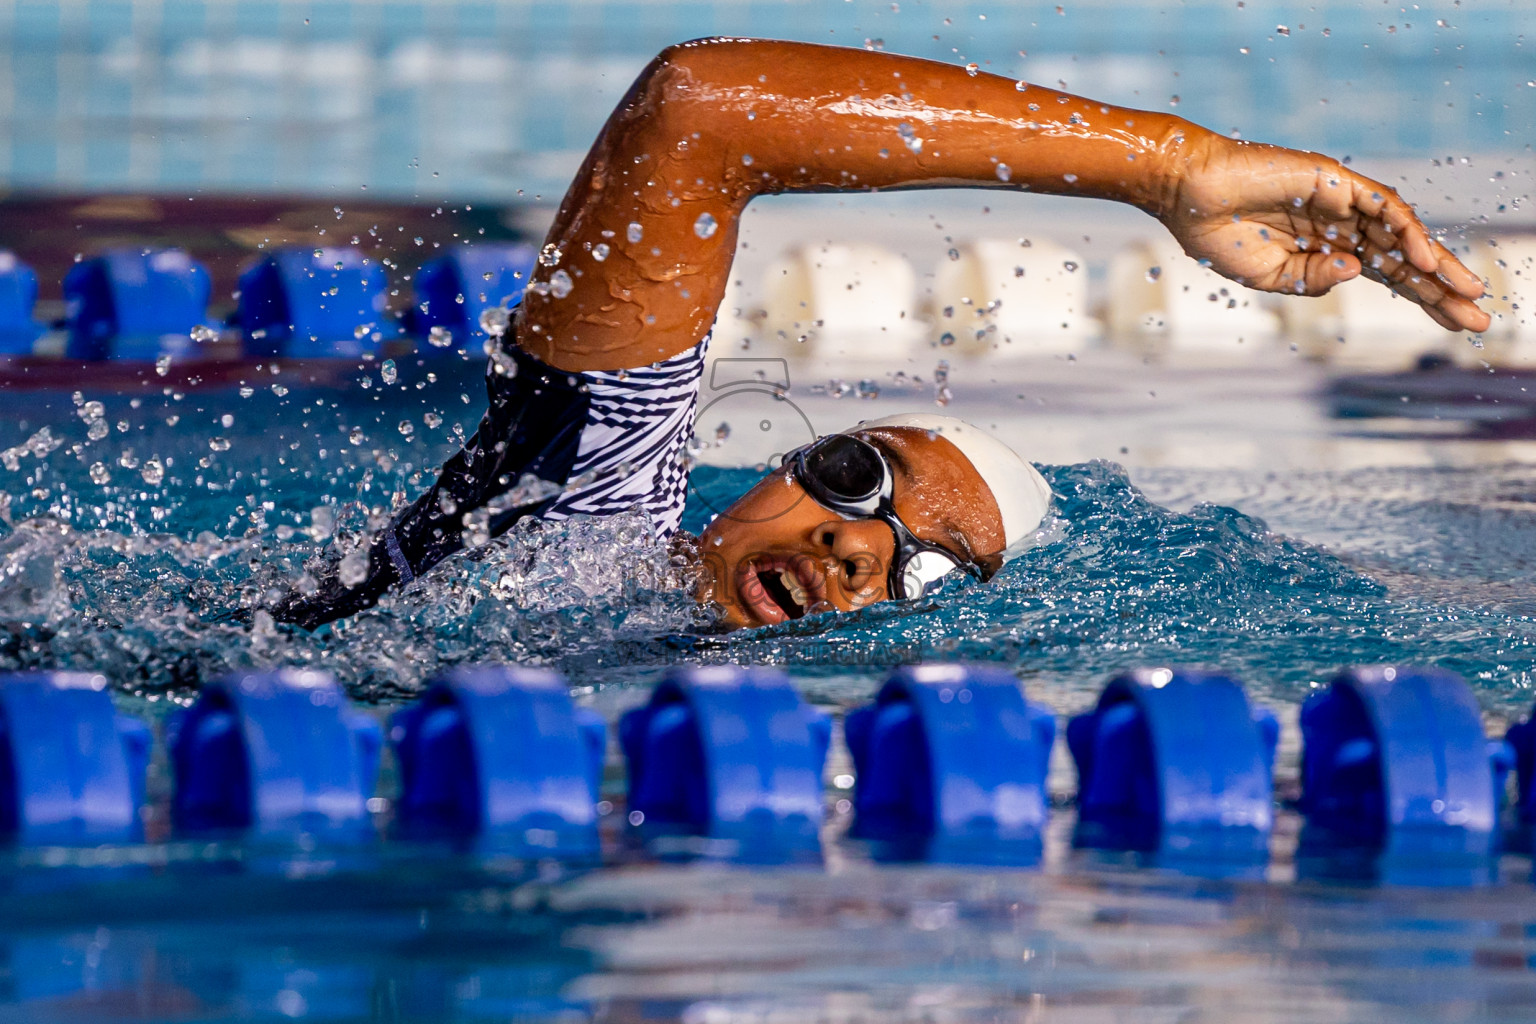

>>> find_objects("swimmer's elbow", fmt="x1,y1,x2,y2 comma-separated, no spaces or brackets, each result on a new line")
631,37,758,125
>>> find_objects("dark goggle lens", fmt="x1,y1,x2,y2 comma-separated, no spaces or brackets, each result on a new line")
801,435,883,500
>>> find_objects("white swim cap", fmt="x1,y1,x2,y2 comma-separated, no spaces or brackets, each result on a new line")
847,413,1052,552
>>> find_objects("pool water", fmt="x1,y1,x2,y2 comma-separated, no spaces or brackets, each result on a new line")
2,352,1533,711
3,350,1536,1021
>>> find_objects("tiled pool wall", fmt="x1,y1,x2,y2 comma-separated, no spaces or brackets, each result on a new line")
0,0,1528,202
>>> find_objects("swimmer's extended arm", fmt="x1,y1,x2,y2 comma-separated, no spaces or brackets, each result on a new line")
520,37,1488,373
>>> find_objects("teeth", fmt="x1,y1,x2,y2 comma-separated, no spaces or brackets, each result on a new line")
779,568,809,610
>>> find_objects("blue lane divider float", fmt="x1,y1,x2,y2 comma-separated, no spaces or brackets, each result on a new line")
845,665,1054,864
238,247,393,360
1299,666,1508,867
1502,706,1536,829
388,666,605,858
1067,668,1279,862
0,252,44,356
414,243,536,352
63,248,212,361
0,661,1522,887
620,666,831,860
0,673,149,846
168,669,381,843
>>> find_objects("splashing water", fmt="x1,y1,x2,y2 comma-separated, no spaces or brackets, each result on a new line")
0,372,1533,713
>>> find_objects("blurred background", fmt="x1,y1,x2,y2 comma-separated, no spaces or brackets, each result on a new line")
1,0,1530,202
0,0,1533,457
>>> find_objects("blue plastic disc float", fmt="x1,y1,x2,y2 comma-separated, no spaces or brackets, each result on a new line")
414,243,536,352
1067,668,1278,868
620,666,830,862
238,247,393,359
0,672,149,846
63,248,212,361
0,252,44,356
845,665,1055,865
1298,665,1509,884
169,669,381,844
389,665,605,859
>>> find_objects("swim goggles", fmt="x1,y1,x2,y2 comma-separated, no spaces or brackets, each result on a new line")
788,433,988,600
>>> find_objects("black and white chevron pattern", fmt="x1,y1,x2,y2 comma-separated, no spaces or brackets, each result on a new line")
542,335,709,539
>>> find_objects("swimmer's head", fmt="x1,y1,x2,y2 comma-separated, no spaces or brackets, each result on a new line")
696,414,1051,629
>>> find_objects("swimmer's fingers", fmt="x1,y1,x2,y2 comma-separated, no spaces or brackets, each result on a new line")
1357,249,1493,333
1346,176,1439,272
1268,247,1363,297
1348,172,1487,303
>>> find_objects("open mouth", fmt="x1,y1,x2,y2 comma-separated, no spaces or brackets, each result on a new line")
735,555,830,625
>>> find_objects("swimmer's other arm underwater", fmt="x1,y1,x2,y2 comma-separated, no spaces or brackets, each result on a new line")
270,37,1490,633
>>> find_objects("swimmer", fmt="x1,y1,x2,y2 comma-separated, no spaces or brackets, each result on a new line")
272,37,1490,632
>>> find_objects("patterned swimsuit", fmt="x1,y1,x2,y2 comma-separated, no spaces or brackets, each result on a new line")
291,334,709,625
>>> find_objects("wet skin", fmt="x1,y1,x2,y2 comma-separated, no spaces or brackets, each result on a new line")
280,38,1494,630
510,37,1489,630
695,426,1006,629
520,37,1489,375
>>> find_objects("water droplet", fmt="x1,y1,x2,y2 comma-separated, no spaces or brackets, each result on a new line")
424,412,443,429
1169,94,1180,106
538,242,562,267
398,420,415,437
349,428,365,445
209,437,231,452
897,122,923,154
592,242,610,262
965,62,979,76
1146,266,1162,282
89,462,109,485
428,325,454,347
857,379,881,399
155,355,172,376
238,386,254,398
549,270,574,299
1063,260,1079,272
939,331,956,346
693,212,718,239
741,153,754,166
479,306,510,337
627,222,644,244
995,162,1011,182
190,324,218,344
1276,24,1290,35
338,548,369,586
1063,173,1078,184
87,419,109,441
947,248,961,261
220,413,234,428
141,458,164,485
714,422,731,443
381,359,398,384
1015,80,1028,91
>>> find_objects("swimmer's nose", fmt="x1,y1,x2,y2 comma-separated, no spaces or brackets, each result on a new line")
812,519,891,596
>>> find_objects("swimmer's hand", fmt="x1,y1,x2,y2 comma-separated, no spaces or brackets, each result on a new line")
1159,134,1490,333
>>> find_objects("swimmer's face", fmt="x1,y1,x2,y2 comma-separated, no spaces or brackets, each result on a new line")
696,426,1007,629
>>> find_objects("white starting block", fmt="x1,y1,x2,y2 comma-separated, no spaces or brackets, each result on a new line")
758,242,924,361
1106,240,1282,358
1468,235,1536,367
928,237,1097,357
1282,272,1466,368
